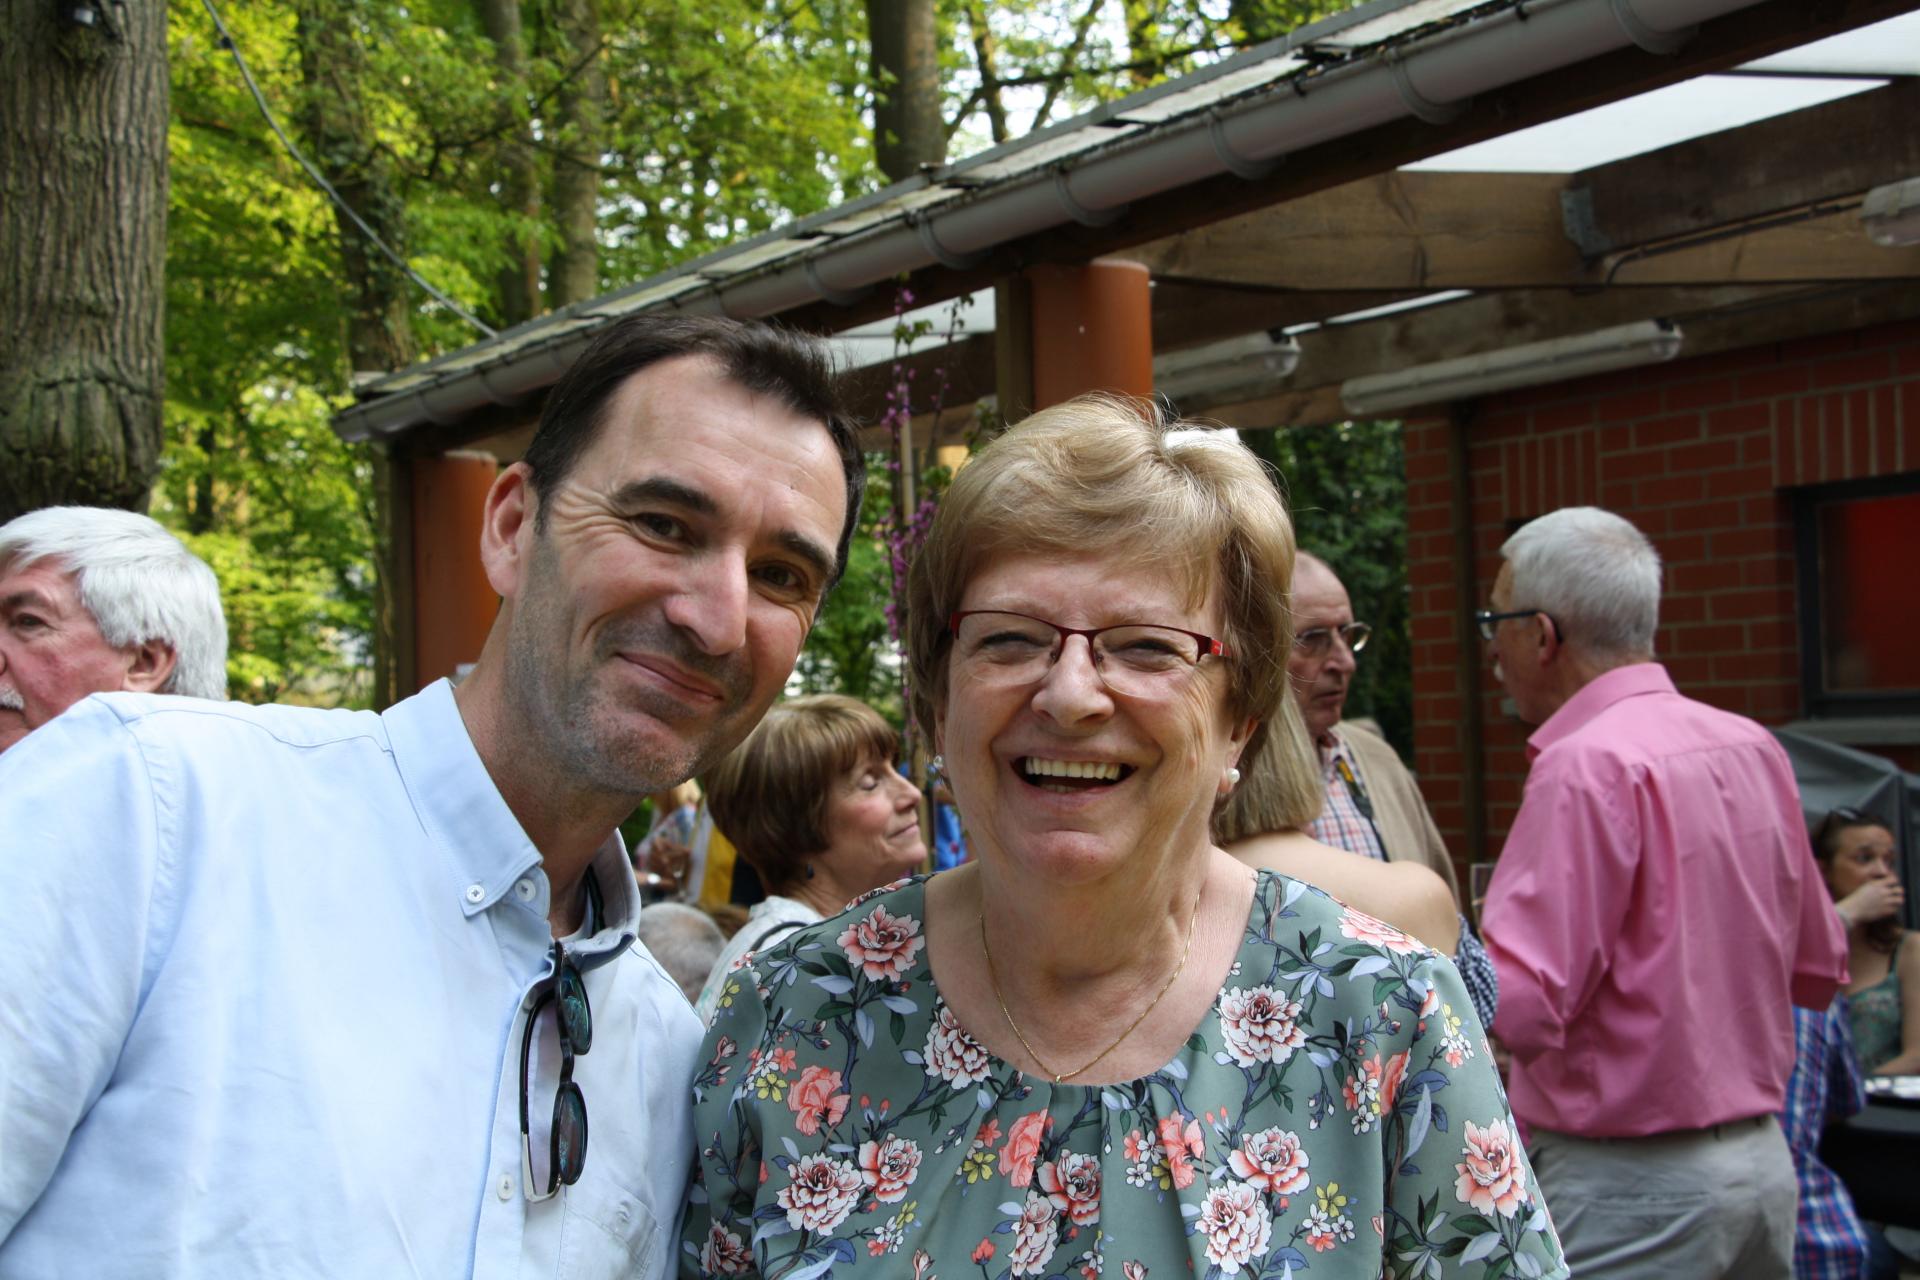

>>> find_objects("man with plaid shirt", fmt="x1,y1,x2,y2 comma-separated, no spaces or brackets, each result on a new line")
1782,999,1876,1280
1290,552,1497,1025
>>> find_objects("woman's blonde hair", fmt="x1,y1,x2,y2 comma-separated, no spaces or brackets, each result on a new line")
905,394,1303,787
705,694,899,892
1213,693,1325,843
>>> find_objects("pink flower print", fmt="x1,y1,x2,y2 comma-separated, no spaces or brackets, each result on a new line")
777,1153,864,1233
710,1035,737,1063
1338,907,1422,954
1379,1050,1410,1113
1196,1182,1273,1275
1038,1151,1102,1225
1007,1190,1061,1277
701,1222,754,1275
974,1117,1003,1149
1000,1110,1050,1188
911,1248,934,1280
1227,1127,1310,1196
924,1000,993,1088
1157,1113,1205,1190
788,1065,851,1136
857,1134,922,1203
1218,986,1306,1067
1122,1129,1150,1162
1455,1118,1528,1218
972,1239,996,1264
1122,1264,1148,1280
1420,985,1441,1016
838,903,925,982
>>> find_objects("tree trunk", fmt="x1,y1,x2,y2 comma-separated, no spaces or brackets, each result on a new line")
865,0,945,183
961,0,1008,146
294,0,416,377
0,0,169,521
475,0,542,327
548,0,606,309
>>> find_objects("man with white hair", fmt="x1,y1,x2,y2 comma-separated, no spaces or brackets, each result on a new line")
0,506,227,753
1478,506,1846,1280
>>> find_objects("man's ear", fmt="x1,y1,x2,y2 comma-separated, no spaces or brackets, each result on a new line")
1535,613,1563,666
479,463,538,600
121,639,179,694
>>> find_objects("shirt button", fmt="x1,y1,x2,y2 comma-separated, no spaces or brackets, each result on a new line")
497,1173,515,1201
514,878,537,902
465,883,486,905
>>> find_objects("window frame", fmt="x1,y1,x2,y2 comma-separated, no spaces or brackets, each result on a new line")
1793,470,1920,720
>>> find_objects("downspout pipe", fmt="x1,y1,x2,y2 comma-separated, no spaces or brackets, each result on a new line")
337,0,1749,443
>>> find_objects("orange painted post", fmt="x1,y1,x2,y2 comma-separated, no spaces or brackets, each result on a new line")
410,451,500,690
1025,258,1154,410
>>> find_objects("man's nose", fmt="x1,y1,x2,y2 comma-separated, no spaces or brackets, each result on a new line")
1325,635,1359,676
661,555,749,655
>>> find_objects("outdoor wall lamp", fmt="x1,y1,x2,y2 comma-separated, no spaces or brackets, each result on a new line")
1340,319,1683,416
1153,330,1302,411
1862,178,1920,248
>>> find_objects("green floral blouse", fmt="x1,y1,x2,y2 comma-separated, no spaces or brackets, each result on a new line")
682,872,1566,1280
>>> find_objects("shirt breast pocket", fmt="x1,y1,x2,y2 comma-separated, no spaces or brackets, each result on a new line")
556,1175,661,1279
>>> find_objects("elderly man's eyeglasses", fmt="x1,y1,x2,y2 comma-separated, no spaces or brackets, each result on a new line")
1473,608,1565,643
520,938,592,1200
949,610,1229,698
1293,622,1371,657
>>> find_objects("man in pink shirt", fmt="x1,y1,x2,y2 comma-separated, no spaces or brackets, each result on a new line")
1479,506,1846,1280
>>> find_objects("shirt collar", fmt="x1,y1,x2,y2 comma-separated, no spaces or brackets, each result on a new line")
1526,661,1675,761
1318,725,1352,772
381,679,544,918
381,680,638,959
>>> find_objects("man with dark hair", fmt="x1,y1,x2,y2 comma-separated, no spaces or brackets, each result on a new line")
0,315,862,1279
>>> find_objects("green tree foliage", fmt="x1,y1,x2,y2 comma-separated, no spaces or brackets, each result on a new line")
1244,421,1415,760
152,0,1371,710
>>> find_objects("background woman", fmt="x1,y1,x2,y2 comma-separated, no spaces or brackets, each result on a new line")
692,694,925,1022
683,398,1562,1279
1816,807,1917,1075
1216,695,1461,956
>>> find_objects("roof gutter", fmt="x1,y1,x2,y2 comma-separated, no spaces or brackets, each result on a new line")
335,0,1751,444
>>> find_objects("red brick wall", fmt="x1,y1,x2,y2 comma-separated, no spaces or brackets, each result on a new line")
1403,317,1920,874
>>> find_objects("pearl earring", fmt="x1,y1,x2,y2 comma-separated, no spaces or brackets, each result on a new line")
930,755,944,774
1225,767,1242,787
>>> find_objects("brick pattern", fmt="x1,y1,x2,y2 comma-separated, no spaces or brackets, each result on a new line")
1402,318,1920,874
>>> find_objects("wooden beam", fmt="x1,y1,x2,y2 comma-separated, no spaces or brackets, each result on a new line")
1149,283,1427,352
1201,281,1920,427
776,0,1920,335
1565,79,1920,256
1124,174,1920,291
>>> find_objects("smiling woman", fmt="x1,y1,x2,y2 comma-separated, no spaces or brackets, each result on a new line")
692,694,924,1023
681,396,1566,1280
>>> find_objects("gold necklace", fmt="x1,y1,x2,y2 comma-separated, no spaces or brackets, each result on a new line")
979,887,1202,1084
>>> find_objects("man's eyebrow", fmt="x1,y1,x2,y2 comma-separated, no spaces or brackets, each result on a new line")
777,530,837,588
0,588,54,613
609,476,719,515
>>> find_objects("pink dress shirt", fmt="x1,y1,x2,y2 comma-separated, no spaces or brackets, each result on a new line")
1483,663,1847,1138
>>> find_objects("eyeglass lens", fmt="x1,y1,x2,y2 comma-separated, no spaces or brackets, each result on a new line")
952,611,1214,697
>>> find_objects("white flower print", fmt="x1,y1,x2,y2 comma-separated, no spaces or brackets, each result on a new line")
1196,1182,1273,1274
924,1000,994,1087
1218,985,1306,1067
777,1153,864,1234
1007,1190,1060,1277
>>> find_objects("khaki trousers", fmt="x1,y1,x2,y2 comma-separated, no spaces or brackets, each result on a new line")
1527,1115,1796,1280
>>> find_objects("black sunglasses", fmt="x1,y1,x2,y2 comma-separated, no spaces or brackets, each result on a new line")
520,938,593,1200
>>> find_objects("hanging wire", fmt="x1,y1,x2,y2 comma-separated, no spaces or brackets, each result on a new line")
198,0,499,340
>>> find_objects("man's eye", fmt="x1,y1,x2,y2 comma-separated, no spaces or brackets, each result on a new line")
753,563,812,596
633,512,687,541
10,614,46,631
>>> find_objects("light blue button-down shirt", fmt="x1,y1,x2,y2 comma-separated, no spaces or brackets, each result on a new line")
0,681,704,1278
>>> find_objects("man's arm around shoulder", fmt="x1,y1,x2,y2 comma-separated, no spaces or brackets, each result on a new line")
0,699,169,1238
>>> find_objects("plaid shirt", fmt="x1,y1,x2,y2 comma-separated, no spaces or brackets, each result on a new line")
1308,736,1387,860
1781,999,1871,1280
1309,732,1499,1028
